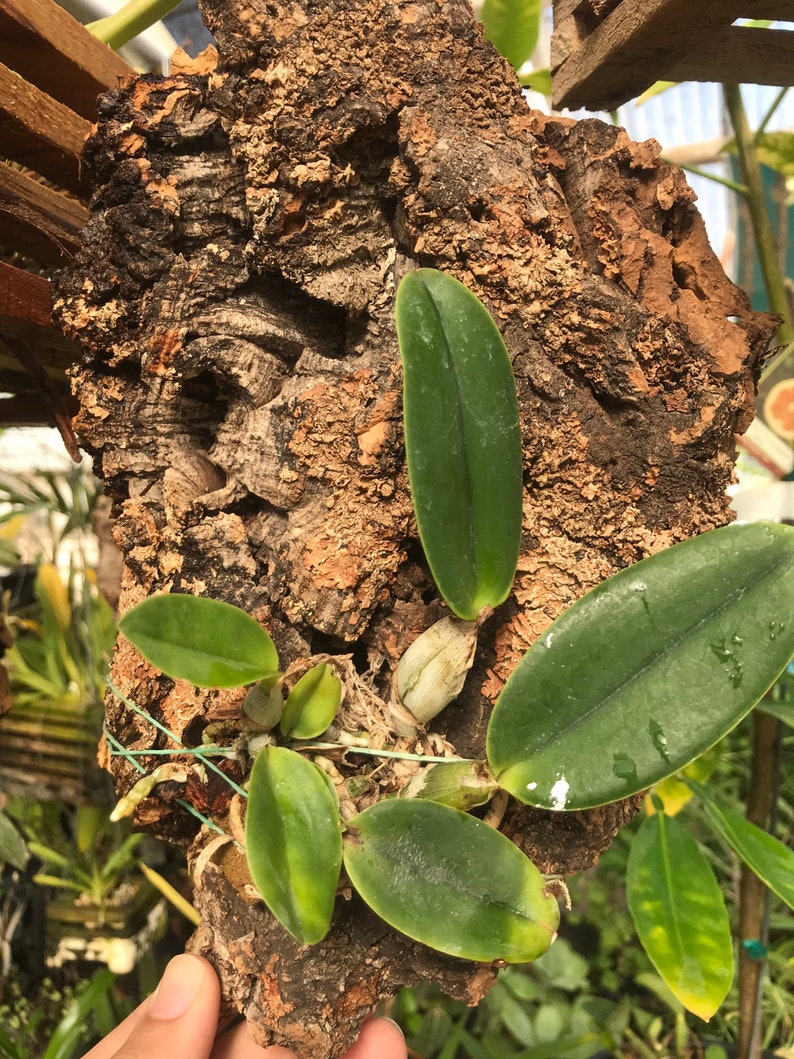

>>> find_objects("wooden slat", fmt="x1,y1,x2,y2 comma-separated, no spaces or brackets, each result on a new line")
551,0,794,110
0,393,79,425
669,26,794,86
0,62,91,195
0,161,88,265
552,0,732,109
0,260,79,361
731,1,794,17
0,0,132,121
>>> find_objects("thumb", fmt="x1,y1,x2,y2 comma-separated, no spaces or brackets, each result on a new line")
108,954,221,1058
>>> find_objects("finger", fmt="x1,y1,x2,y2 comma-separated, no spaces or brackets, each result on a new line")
212,1021,294,1059
84,954,220,1059
341,1018,407,1059
80,996,152,1059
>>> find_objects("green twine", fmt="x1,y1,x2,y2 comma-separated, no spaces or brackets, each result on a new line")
103,726,236,844
106,677,248,799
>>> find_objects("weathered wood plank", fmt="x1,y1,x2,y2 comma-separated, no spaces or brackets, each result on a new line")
0,161,88,265
0,260,79,360
0,393,78,426
551,0,794,110
0,0,132,121
0,62,91,194
727,1,794,17
669,26,794,87
0,342,75,382
552,0,731,109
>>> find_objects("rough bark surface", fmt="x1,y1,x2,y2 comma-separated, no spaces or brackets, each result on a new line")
54,0,774,1053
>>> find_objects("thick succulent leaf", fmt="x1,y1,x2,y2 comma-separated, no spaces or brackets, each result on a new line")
343,798,559,963
119,594,278,688
396,269,523,621
245,746,342,945
487,522,794,809
480,0,541,70
690,779,794,912
280,662,342,739
626,812,733,1021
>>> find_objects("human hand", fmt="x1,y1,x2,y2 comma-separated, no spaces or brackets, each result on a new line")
81,953,407,1059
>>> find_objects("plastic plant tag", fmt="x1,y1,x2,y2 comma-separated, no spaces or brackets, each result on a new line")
396,268,522,621
119,594,278,688
690,779,794,912
487,522,794,809
626,811,733,1020
280,662,342,739
343,798,559,963
245,746,342,945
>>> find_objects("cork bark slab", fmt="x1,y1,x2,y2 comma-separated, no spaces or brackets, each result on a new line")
54,0,774,1053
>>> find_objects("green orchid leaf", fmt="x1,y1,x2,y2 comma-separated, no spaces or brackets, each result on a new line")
119,594,278,688
689,779,794,912
280,662,342,739
0,811,28,870
480,0,541,71
626,812,733,1021
396,268,523,621
342,798,559,963
487,522,794,809
245,746,342,945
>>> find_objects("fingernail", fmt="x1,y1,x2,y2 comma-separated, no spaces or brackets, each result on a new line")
150,954,207,1019
381,1017,405,1039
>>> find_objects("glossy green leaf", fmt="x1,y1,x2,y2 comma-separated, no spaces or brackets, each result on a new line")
480,0,541,71
119,594,278,688
626,812,733,1020
690,779,794,912
343,799,559,963
396,269,522,621
0,811,28,869
245,746,342,945
487,522,794,809
280,662,342,739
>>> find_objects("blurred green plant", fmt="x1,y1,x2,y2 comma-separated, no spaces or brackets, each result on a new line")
18,804,144,915
0,467,99,566
0,967,131,1059
3,562,115,716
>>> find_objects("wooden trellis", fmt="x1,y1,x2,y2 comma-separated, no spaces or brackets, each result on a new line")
0,0,131,440
551,0,794,112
